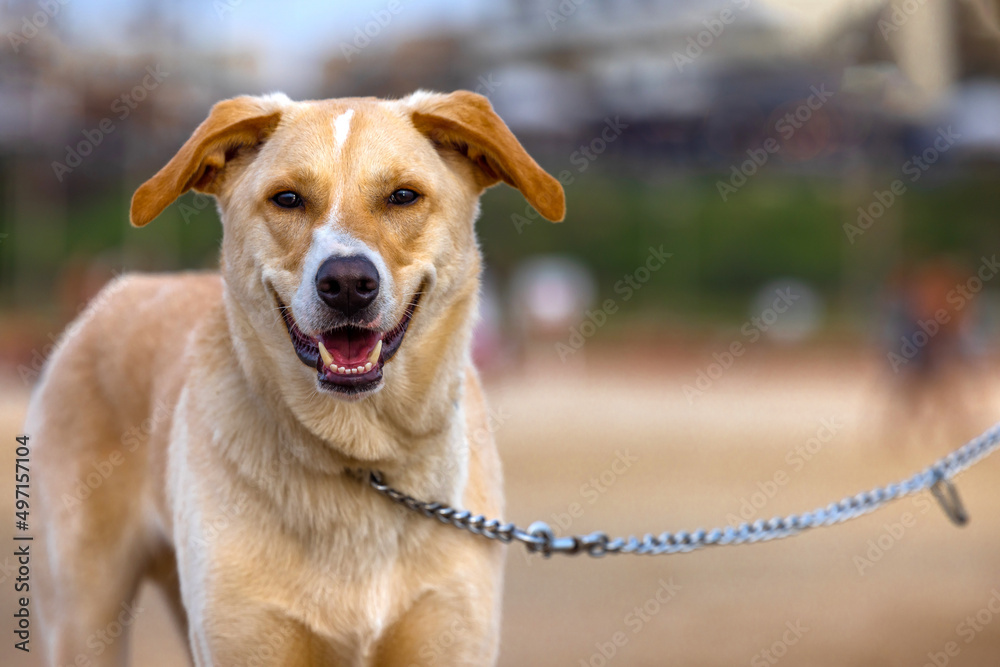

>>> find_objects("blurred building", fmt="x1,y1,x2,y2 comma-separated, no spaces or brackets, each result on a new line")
1,0,999,333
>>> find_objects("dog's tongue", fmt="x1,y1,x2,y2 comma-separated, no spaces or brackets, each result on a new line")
320,327,381,366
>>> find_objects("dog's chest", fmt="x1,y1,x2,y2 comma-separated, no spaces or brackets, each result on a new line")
217,483,430,645
283,553,403,651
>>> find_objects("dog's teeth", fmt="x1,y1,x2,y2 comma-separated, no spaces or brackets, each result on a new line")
367,339,382,365
318,340,334,368
322,341,380,375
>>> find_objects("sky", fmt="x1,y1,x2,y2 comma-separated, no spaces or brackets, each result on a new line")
21,0,888,94
52,0,495,92
53,0,885,57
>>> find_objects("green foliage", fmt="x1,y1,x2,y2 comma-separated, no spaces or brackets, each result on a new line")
5,168,999,325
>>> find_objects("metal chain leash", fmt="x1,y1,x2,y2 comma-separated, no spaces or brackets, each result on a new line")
367,421,1000,558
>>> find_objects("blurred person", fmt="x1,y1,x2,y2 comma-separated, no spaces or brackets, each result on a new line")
879,257,988,449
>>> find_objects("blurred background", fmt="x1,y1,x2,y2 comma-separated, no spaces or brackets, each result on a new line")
4,0,1000,665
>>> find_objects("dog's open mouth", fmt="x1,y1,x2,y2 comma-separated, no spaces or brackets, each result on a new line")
279,295,421,394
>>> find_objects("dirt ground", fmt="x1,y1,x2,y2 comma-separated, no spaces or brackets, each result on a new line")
3,344,1000,666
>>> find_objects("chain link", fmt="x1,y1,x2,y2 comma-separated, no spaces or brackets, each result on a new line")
367,422,1000,557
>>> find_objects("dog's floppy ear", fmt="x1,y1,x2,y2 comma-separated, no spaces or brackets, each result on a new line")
405,90,565,222
130,94,288,227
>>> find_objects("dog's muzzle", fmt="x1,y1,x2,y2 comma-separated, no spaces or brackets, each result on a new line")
277,291,421,396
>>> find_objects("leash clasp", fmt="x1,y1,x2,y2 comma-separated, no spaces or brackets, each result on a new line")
930,470,968,526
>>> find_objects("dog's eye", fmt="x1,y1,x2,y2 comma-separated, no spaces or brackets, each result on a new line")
271,191,303,209
388,189,419,206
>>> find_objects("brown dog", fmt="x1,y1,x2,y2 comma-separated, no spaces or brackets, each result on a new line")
25,90,564,666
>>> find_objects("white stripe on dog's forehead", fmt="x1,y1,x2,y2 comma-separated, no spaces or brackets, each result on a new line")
333,109,354,149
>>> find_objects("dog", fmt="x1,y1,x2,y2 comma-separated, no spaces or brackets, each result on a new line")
25,90,564,666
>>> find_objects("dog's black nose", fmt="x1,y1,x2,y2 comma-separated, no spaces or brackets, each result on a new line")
315,255,380,315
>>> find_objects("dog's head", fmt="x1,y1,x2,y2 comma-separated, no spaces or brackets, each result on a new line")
130,91,564,405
